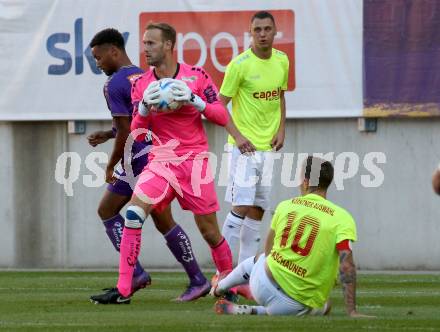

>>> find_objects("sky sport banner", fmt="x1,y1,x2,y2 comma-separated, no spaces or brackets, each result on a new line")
0,0,362,120
363,0,440,117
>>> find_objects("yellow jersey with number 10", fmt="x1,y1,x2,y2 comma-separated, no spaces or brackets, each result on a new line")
266,194,357,308
220,48,289,151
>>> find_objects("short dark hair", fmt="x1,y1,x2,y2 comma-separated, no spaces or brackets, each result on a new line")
304,156,334,190
251,11,275,25
146,22,177,50
90,28,125,50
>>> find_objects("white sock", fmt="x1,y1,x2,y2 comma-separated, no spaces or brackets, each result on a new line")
252,306,267,315
238,217,262,263
222,211,244,262
224,304,266,315
230,304,253,315
218,256,255,292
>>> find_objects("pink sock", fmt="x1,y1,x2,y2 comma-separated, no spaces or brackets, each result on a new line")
117,227,142,297
210,237,233,273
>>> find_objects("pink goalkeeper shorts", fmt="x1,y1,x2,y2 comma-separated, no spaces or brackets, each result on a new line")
133,157,219,215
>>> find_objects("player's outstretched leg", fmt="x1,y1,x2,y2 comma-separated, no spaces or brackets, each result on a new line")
211,255,255,298
209,270,238,303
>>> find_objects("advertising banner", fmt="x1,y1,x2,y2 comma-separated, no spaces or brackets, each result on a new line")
0,0,362,120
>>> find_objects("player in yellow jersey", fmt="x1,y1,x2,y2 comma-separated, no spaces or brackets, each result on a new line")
211,156,373,317
219,11,289,299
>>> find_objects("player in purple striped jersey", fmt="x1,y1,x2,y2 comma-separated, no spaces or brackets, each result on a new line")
88,28,209,303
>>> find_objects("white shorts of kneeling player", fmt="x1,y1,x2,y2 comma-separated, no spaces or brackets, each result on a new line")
249,254,309,316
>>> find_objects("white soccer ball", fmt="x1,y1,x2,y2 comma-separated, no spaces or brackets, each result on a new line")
156,78,182,111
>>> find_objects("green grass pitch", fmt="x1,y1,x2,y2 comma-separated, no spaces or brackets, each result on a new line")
0,272,439,331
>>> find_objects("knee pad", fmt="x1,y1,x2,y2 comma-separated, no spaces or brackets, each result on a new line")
125,205,146,229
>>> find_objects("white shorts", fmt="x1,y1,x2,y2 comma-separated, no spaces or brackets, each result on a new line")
225,146,274,210
249,255,309,316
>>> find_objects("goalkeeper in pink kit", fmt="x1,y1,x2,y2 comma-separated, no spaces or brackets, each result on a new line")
91,22,234,304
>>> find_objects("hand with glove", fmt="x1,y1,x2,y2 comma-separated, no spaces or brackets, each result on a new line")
171,80,206,112
138,81,161,116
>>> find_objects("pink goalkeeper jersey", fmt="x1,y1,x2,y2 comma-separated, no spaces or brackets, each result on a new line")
130,63,229,161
